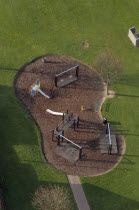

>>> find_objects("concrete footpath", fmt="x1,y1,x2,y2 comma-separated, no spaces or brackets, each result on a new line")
67,175,90,210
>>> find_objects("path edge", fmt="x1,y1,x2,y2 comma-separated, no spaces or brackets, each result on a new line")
67,175,90,210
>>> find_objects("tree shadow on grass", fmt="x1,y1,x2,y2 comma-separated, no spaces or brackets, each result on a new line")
119,74,139,88
124,154,139,158
81,157,135,165
0,67,18,71
116,93,139,98
0,85,41,209
82,184,139,210
0,156,39,210
0,85,40,145
0,85,77,210
108,121,121,126
0,153,76,210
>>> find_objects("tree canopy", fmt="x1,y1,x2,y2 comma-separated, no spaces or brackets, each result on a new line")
32,185,73,210
95,50,123,92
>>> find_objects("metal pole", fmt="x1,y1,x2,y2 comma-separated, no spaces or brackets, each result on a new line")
59,135,82,149
107,123,112,145
57,135,60,146
76,66,79,78
62,131,64,142
55,77,57,87
79,148,82,159
70,112,73,118
107,123,112,155
62,113,64,121
52,130,54,142
74,119,76,131
106,123,108,134
110,145,112,155
56,65,79,77
77,116,79,127
108,145,112,155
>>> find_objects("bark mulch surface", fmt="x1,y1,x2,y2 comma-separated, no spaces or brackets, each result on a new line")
14,54,125,176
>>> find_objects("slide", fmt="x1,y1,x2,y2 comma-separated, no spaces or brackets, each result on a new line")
37,88,50,99
46,109,65,116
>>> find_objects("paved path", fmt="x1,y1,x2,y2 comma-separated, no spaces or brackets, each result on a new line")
67,175,90,210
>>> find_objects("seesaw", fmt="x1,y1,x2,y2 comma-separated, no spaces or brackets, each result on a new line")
46,109,65,116
29,78,50,99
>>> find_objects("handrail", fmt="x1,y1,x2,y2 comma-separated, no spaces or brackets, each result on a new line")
56,65,79,77
107,123,112,145
59,134,82,149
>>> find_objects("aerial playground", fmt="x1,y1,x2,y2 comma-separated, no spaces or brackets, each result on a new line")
14,54,125,176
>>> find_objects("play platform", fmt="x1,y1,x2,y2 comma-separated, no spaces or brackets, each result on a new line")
99,134,118,154
56,142,80,162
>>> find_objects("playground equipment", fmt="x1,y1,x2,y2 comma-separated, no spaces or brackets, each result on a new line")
29,78,50,99
55,65,79,88
46,109,65,116
42,57,47,63
100,120,117,155
54,112,79,134
51,110,82,159
57,134,82,159
51,111,79,136
103,118,107,125
106,123,112,155
81,105,86,111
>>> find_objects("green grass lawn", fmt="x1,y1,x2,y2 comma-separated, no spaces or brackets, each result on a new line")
0,0,139,209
